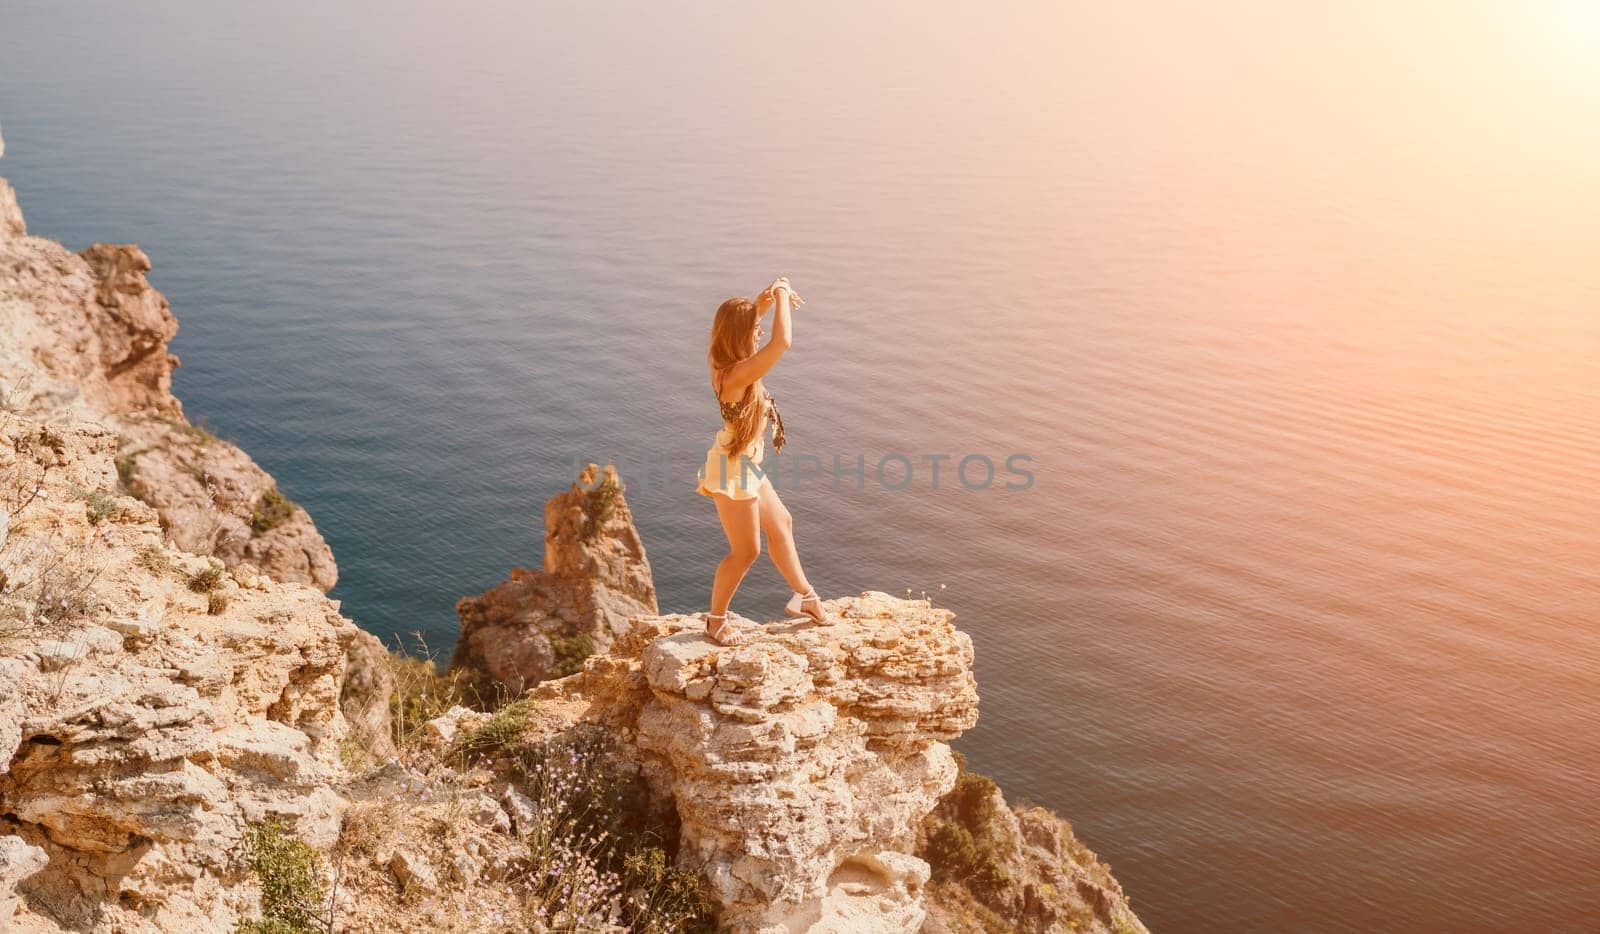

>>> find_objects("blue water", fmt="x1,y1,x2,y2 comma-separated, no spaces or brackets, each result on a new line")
5,3,1600,931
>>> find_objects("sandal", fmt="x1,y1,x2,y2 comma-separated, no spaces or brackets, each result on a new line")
705,613,754,646
784,589,835,626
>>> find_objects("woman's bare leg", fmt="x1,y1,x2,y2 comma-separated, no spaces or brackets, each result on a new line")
710,491,762,623
756,479,812,596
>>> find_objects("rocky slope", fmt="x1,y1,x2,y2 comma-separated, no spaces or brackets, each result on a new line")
0,121,1148,933
0,352,387,931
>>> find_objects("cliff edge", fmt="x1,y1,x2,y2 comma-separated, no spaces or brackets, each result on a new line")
0,143,336,591
1,123,391,932
1,120,1148,933
554,591,980,932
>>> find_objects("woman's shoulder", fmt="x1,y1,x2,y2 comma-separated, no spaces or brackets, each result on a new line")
711,364,749,403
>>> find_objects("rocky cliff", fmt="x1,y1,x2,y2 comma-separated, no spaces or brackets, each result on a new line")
1,126,394,931
1,122,1148,933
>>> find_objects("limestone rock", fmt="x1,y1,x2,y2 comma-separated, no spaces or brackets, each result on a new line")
499,784,539,838
0,835,48,932
0,389,361,934
0,157,391,933
562,591,981,932
451,462,657,695
0,178,21,241
338,622,398,762
387,849,438,895
77,244,181,418
420,705,489,750
462,790,512,835
31,640,88,672
0,120,20,241
918,774,1151,934
540,462,655,603
113,413,338,590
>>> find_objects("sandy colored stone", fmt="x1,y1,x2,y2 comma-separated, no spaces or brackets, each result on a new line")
451,462,658,694
420,705,489,750
0,164,388,932
388,848,439,895
555,592,981,932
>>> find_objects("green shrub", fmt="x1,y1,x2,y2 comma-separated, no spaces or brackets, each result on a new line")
948,753,1000,829
926,820,1012,903
235,921,305,934
927,821,980,878
581,473,623,538
81,487,120,524
452,696,539,762
250,487,296,535
235,818,327,933
923,752,1014,905
620,844,717,934
549,631,595,678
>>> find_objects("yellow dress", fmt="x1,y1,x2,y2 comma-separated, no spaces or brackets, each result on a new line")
696,380,786,501
696,429,769,500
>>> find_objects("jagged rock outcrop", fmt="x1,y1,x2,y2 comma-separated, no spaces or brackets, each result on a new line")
76,244,183,418
1,139,391,931
0,164,335,590
451,462,657,696
542,593,980,932
917,762,1150,934
0,121,20,243
113,412,339,590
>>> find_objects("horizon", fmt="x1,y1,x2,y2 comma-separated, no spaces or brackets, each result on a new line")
2,3,1598,932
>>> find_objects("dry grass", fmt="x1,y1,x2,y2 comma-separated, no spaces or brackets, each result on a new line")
384,631,479,756
135,544,172,575
187,561,225,593
0,525,108,642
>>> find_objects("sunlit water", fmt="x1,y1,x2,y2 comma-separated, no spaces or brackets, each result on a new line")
4,3,1598,930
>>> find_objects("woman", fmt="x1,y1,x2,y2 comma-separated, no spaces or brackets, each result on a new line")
695,276,833,645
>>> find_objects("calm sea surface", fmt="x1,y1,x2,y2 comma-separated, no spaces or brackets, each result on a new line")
4,3,1598,931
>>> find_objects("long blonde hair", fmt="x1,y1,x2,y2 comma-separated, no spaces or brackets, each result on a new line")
707,297,766,456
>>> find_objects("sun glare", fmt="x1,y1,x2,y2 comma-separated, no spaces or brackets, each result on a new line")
1529,0,1600,93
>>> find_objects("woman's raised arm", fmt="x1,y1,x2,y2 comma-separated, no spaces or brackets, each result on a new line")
721,281,799,393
